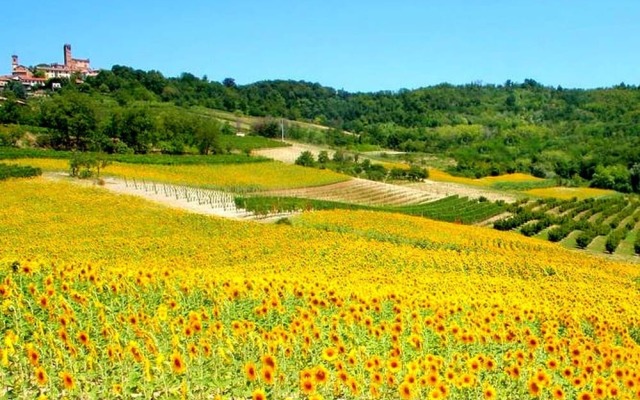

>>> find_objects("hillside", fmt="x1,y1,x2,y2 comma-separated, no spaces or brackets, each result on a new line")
2,176,640,399
3,66,640,194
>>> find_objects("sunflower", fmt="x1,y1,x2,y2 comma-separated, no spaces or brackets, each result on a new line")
38,295,48,308
527,378,541,397
261,366,275,385
251,388,267,400
369,384,381,399
245,362,257,381
483,384,496,399
34,366,47,386
60,371,75,390
387,357,402,374
112,383,123,395
300,377,316,395
314,365,329,385
26,346,40,367
593,385,605,399
551,385,565,399
577,392,593,400
398,381,413,400
77,331,90,347
261,354,277,370
171,352,186,374
322,347,338,362
348,378,360,396
459,373,475,389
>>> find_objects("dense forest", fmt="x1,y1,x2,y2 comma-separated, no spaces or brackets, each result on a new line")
1,65,640,192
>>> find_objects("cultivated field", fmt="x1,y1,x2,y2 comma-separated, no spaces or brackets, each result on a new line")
1,176,640,399
260,178,437,206
7,158,350,192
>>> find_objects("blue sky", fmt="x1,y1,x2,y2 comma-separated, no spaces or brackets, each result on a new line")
3,0,639,91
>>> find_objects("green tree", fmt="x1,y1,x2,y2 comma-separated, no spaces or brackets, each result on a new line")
195,118,222,155
575,232,593,249
5,80,27,100
295,151,316,167
406,165,428,181
0,99,24,124
318,150,329,165
605,234,621,254
40,91,99,150
106,107,156,153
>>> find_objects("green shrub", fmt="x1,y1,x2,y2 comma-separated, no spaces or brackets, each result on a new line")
0,163,42,180
575,232,594,249
634,234,640,255
605,233,622,254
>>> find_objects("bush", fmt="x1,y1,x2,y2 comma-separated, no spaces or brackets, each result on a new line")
252,119,280,138
575,231,594,249
605,233,622,254
0,163,42,180
295,151,316,167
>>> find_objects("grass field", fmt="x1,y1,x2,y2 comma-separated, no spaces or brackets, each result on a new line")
2,172,640,398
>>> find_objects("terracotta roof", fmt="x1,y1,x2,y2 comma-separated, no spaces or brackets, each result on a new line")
19,76,47,82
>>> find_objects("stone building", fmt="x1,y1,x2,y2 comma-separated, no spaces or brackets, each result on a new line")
1,44,98,89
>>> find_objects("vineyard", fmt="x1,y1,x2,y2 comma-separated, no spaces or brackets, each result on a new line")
493,195,640,256
1,178,640,399
236,195,505,225
260,178,437,206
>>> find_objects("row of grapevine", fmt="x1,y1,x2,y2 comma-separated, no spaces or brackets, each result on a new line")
494,194,640,255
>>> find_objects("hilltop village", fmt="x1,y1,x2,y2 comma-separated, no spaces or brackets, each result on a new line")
0,44,97,92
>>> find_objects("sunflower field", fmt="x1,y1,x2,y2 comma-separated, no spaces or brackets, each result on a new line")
1,178,640,399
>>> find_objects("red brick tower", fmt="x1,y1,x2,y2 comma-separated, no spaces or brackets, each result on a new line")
64,44,72,68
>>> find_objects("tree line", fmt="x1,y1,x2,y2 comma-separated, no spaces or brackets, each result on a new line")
2,65,640,191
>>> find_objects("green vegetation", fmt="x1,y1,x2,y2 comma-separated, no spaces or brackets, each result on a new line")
4,64,640,194
0,163,42,180
494,195,640,255
294,149,428,182
235,195,505,225
0,146,270,165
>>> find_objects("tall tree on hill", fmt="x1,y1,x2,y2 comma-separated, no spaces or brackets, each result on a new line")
40,91,98,150
195,118,222,155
